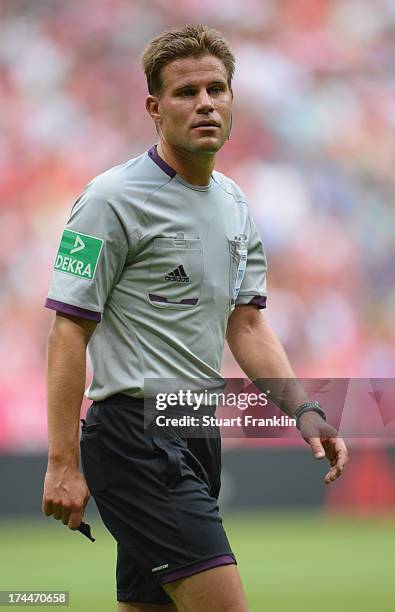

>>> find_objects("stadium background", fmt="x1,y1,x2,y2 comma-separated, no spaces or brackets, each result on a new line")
1,0,394,610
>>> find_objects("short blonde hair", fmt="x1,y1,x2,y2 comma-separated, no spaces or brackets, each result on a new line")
141,24,235,96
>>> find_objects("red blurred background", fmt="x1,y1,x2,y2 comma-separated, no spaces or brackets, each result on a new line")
1,0,394,456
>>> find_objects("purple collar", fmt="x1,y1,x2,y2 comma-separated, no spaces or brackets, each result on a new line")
148,145,176,178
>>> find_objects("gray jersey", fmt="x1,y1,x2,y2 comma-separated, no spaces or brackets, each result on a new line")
46,146,267,400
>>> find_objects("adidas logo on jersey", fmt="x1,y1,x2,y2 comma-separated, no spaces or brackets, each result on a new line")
165,265,190,283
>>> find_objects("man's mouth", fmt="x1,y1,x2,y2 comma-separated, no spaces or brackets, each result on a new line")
192,120,220,128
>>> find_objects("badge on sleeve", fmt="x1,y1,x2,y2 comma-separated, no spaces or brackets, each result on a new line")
234,248,248,301
54,229,103,280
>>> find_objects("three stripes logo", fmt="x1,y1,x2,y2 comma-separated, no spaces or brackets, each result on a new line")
165,265,190,283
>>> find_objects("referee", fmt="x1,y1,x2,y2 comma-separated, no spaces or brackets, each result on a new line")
42,25,348,612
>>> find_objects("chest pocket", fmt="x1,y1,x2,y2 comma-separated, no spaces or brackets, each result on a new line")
229,238,248,311
148,235,204,310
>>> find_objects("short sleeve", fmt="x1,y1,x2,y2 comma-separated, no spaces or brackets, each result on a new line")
45,191,130,321
236,213,268,309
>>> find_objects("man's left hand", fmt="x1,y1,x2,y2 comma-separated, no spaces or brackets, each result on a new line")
297,412,349,485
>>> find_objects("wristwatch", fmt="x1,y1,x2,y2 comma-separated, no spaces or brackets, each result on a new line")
293,401,326,429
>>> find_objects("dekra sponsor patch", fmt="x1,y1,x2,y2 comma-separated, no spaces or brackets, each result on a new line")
54,229,103,280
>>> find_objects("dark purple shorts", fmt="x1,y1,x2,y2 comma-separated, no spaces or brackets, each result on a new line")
80,394,236,605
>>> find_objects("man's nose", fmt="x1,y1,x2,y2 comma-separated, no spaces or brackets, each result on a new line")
196,90,214,112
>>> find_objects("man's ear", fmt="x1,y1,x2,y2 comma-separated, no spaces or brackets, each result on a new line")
145,95,160,123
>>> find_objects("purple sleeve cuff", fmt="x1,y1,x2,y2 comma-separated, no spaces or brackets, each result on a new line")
45,298,101,322
249,295,267,309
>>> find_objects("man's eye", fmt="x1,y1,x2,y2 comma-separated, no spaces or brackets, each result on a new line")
180,90,195,96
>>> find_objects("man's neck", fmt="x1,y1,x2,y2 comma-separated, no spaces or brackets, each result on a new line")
157,141,215,187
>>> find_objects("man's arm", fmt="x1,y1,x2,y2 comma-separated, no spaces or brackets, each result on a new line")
226,305,348,484
42,313,97,529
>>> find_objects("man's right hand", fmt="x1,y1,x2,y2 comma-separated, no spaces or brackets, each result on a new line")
42,464,90,530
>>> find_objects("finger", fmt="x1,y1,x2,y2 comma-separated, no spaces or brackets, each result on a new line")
323,437,348,466
68,509,83,531
52,504,63,521
43,500,53,517
325,439,348,474
61,506,71,526
335,453,348,473
308,437,326,459
324,471,336,484
324,461,345,484
322,439,336,462
324,466,342,484
334,442,349,471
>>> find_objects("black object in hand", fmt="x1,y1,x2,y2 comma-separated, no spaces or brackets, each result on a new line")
77,521,95,542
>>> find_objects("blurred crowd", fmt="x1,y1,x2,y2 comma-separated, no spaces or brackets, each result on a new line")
1,0,394,450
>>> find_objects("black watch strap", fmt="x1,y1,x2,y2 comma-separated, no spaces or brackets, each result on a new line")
293,401,326,429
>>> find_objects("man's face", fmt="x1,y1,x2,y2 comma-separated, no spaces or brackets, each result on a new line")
148,54,233,156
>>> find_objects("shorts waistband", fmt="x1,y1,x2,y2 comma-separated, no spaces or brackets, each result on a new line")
94,393,217,416
94,393,144,406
